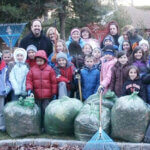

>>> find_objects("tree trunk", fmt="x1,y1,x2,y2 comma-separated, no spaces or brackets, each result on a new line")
58,12,66,40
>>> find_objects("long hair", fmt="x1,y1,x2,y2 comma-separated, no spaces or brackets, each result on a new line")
130,46,147,64
127,65,140,80
56,39,68,54
122,40,132,57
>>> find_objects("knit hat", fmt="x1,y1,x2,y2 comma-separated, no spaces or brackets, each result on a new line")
103,35,114,45
56,52,67,61
71,28,81,36
139,39,149,49
13,48,27,63
103,45,115,56
26,44,37,52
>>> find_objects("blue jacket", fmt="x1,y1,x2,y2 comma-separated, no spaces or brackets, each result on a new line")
0,66,11,96
9,63,29,95
66,36,85,49
80,66,100,100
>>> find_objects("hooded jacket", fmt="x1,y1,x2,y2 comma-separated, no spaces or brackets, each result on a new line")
9,48,29,95
0,60,11,96
81,66,100,100
26,50,57,99
109,62,129,97
19,31,53,57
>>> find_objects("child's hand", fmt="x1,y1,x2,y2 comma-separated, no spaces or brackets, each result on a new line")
98,85,104,93
27,90,34,97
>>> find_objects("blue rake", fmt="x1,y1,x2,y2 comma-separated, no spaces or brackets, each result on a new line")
83,92,120,150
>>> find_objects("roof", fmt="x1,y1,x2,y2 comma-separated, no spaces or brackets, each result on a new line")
123,6,150,29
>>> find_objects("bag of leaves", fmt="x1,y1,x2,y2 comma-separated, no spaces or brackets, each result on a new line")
74,103,110,141
111,92,150,142
44,96,83,135
4,96,41,138
85,90,117,109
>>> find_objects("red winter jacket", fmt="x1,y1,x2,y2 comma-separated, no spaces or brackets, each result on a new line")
26,50,57,99
54,63,75,90
26,59,36,68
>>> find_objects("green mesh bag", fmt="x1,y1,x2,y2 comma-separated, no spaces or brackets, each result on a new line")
4,97,41,138
44,96,83,135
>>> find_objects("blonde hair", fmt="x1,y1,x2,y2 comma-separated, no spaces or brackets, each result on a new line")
2,50,12,57
56,39,68,54
46,27,60,40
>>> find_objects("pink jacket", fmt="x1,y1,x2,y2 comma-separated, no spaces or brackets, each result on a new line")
100,58,117,94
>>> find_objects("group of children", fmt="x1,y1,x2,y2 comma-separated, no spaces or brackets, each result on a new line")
0,21,150,132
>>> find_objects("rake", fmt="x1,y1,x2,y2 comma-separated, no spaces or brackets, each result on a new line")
83,92,120,150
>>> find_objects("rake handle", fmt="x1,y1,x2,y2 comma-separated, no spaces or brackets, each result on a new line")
99,91,102,136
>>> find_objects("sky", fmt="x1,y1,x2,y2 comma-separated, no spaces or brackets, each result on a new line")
117,0,150,6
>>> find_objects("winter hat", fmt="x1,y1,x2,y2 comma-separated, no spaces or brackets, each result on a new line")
26,44,37,52
13,48,27,63
139,39,149,49
103,35,114,45
56,52,67,61
103,45,115,56
71,28,81,36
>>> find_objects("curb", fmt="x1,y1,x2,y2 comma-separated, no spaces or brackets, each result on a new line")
0,139,150,149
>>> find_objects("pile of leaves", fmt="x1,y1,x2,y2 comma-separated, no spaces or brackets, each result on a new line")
0,143,83,150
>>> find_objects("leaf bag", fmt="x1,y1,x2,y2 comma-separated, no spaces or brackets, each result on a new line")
111,92,150,142
74,103,110,141
85,90,117,109
4,97,41,138
44,96,83,135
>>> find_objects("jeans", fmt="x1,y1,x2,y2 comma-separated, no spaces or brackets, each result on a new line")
0,96,5,130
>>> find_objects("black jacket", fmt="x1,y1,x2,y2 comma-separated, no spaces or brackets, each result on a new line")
122,78,147,102
19,31,53,57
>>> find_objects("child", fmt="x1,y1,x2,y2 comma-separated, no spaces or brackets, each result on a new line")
98,45,117,94
0,52,11,131
82,43,93,56
92,47,102,69
80,55,100,100
26,50,57,127
122,65,146,102
54,52,75,99
26,44,37,68
48,39,70,68
130,46,148,77
122,40,132,58
9,48,29,101
102,35,118,50
110,51,129,97
2,50,12,65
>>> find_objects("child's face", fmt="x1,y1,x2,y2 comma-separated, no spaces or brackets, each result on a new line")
72,31,80,42
57,58,67,67
140,44,148,52
56,42,64,53
104,40,113,46
82,45,92,55
129,68,137,80
123,42,130,51
134,49,143,60
2,53,12,64
118,54,128,65
16,54,24,62
123,32,128,40
28,50,36,60
92,49,101,59
104,54,114,61
36,57,45,65
85,58,94,69
81,31,89,39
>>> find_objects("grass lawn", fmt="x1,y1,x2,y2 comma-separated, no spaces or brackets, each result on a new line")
0,131,76,141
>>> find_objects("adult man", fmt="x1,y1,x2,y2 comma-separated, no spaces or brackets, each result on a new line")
19,19,53,57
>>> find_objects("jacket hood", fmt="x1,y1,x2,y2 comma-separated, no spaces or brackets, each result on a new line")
35,50,48,62
13,48,27,63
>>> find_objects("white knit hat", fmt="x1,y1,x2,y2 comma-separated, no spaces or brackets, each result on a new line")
13,48,27,63
139,39,149,49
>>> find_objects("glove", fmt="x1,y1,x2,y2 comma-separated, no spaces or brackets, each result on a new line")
27,90,34,97
52,95,57,100
98,85,104,93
